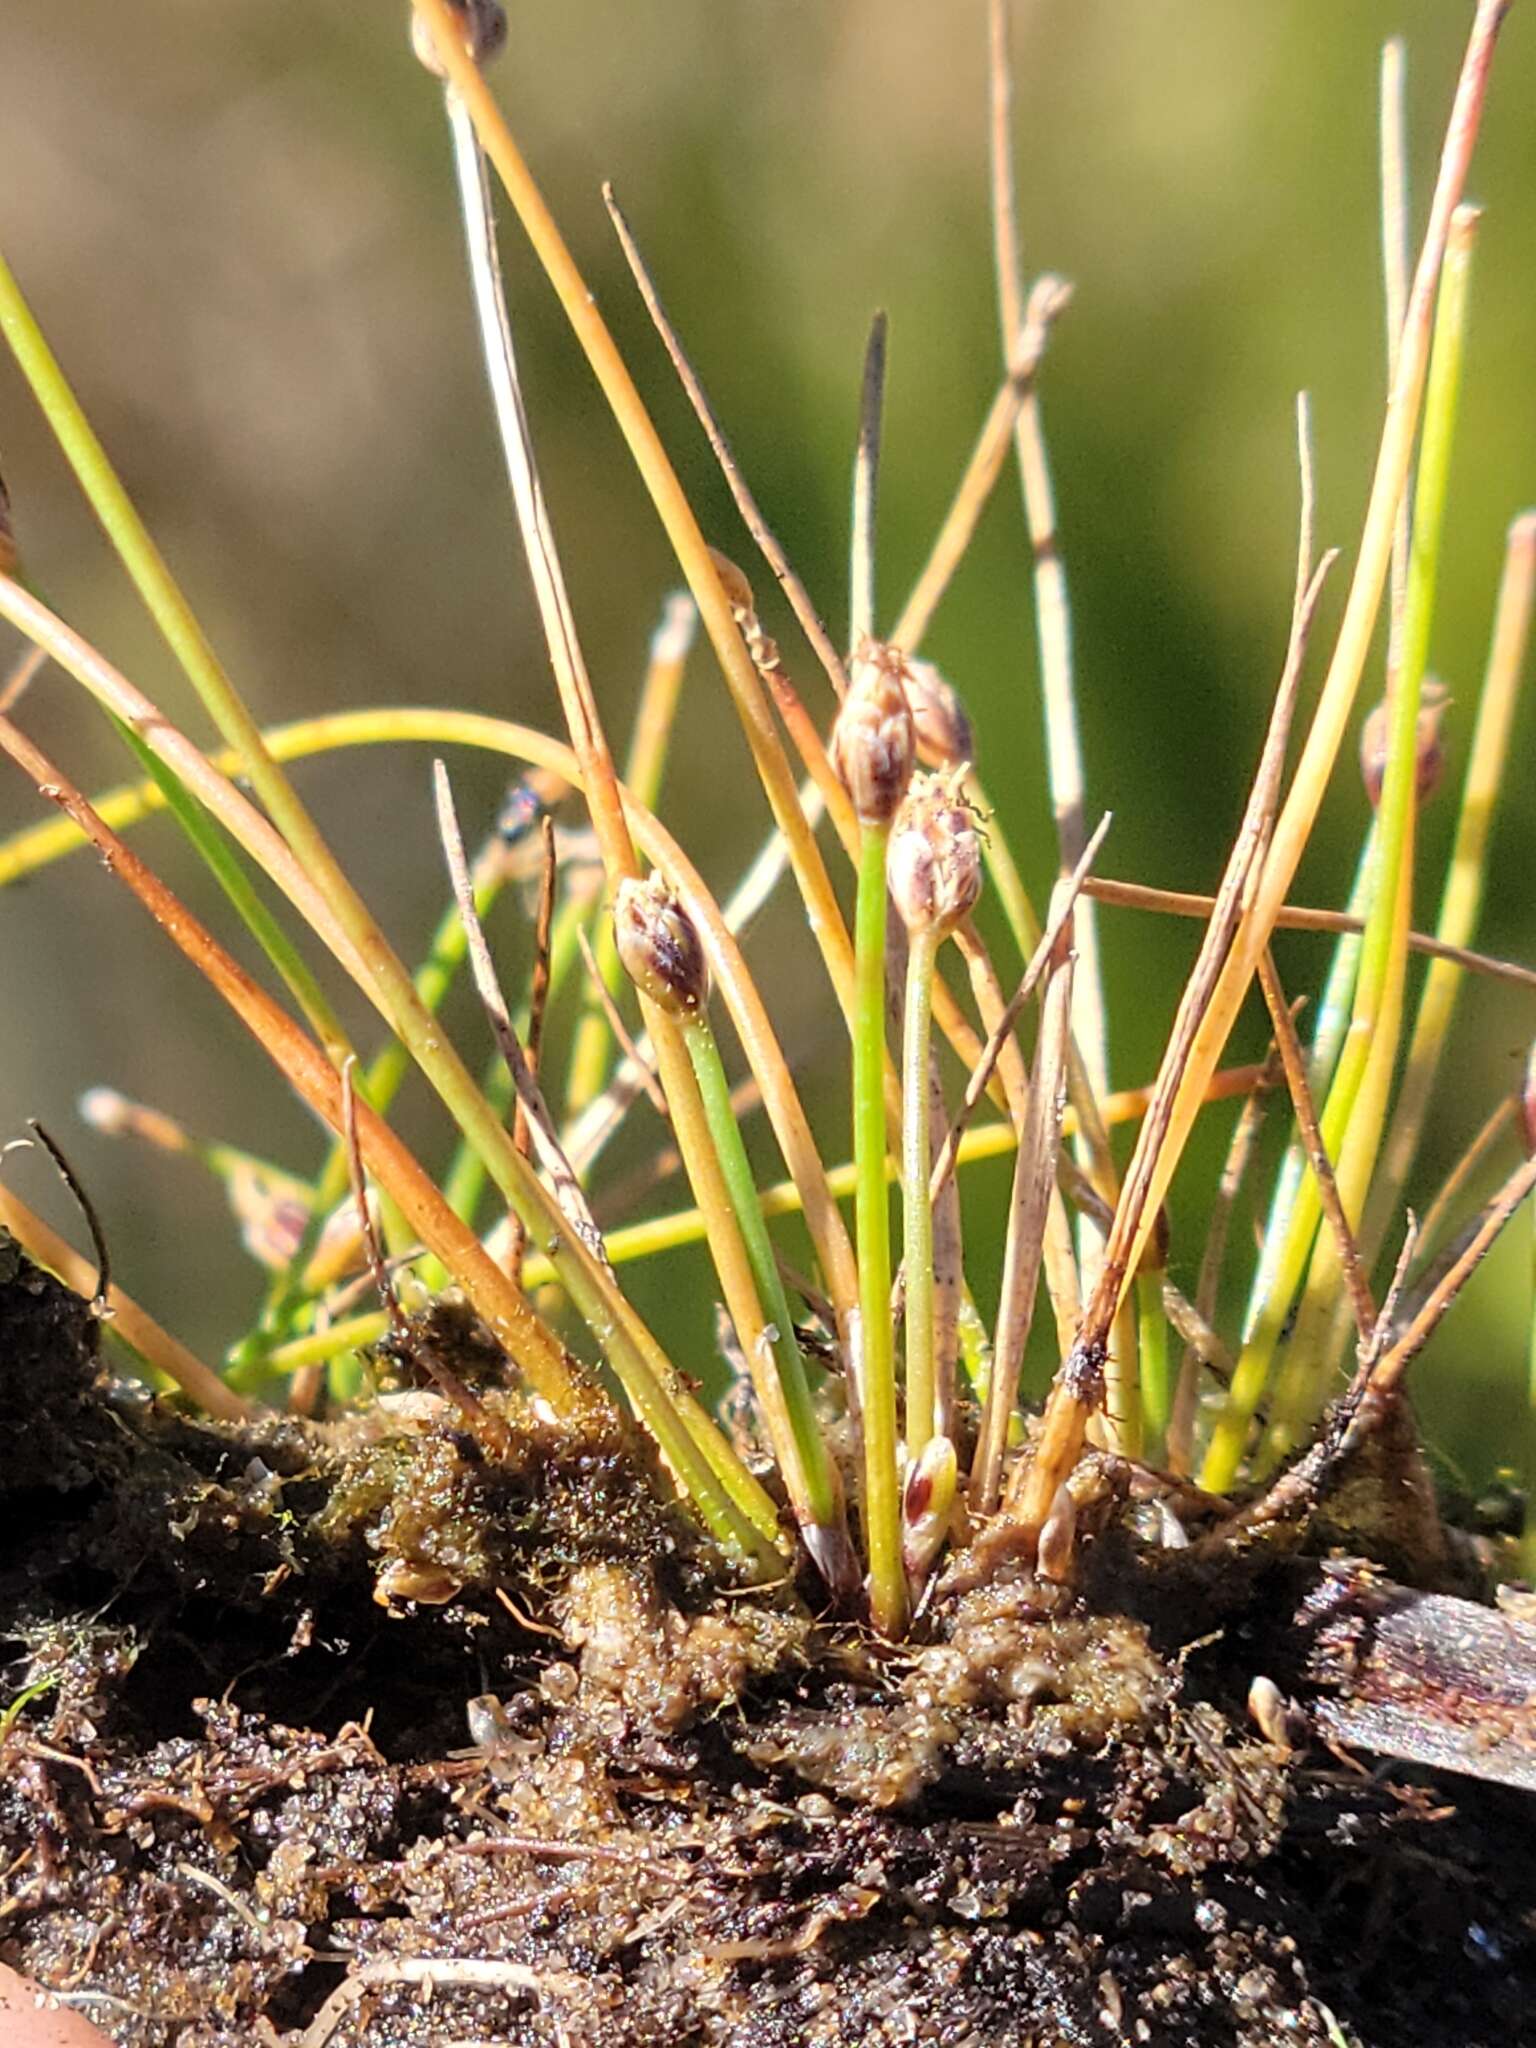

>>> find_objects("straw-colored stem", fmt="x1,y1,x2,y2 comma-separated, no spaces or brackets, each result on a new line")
853,822,906,1635
682,1009,847,1550
1079,869,1536,996
953,920,1082,1356
442,89,865,1342
0,244,498,1197
1241,830,1373,1343
1166,1049,1280,1476
418,14,860,1042
989,0,1110,1127
0,232,718,1458
971,934,1075,1516
6,689,1307,1334
1100,0,1512,1316
1257,949,1379,1347
902,927,942,1457
1417,1092,1520,1261
111,715,351,1070
1362,510,1536,1265
0,588,779,1548
1381,36,1413,670
255,1052,1271,1380
1263,861,1412,1464
603,186,848,701
1264,205,1480,1446
282,845,511,1330
2,712,794,1567
889,276,1072,656
566,595,695,1114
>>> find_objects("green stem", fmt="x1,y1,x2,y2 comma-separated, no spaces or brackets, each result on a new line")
854,822,906,1634
1242,827,1374,1342
1135,1268,1171,1450
681,1010,842,1534
111,716,351,1068
0,249,779,1560
1204,209,1478,1493
1361,509,1536,1267
902,927,940,1456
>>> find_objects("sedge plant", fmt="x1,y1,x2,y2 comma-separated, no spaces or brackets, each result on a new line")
0,0,1533,1646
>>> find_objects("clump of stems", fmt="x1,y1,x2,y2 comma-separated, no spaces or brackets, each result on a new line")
831,640,917,1634
0,0,1527,1657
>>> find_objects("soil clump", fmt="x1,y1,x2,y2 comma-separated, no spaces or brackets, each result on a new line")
2,1234,1533,2046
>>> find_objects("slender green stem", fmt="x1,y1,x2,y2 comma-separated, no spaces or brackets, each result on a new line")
854,822,905,1634
1361,510,1536,1267
0,557,770,1557
1135,1268,1170,1450
1203,207,1479,1492
1242,827,1374,1341
110,716,352,1068
566,595,693,1113
257,849,513,1344
1103,3,1511,1317
901,927,940,1457
681,1010,842,1535
1267,208,1479,1449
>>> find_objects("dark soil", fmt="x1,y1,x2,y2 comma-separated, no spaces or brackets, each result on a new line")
3,1231,1534,2047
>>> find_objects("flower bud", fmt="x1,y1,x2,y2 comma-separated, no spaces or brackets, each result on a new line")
1522,1040,1536,1159
707,547,756,620
902,657,975,771
1359,679,1449,810
410,0,508,76
830,639,916,826
887,772,984,938
613,874,711,1015
902,1434,958,1582
1036,1481,1077,1584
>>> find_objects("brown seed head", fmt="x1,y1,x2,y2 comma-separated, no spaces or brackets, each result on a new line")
887,771,984,937
902,657,975,770
410,0,508,76
613,873,711,1015
1359,679,1449,810
831,639,916,826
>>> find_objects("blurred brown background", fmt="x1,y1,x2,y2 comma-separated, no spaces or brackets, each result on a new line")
1,3,1533,1488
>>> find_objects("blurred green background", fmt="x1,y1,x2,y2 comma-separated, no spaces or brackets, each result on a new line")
1,3,1533,1493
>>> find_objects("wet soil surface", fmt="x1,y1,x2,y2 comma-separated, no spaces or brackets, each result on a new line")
2,1235,1534,2046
